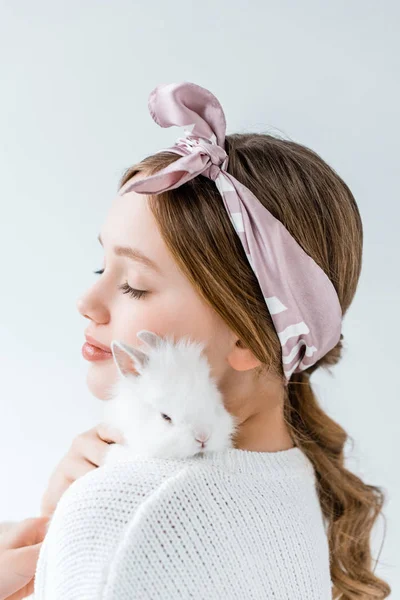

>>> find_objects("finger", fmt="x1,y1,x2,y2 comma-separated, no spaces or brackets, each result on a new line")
64,454,100,478
0,542,42,599
96,422,125,444
85,440,112,468
0,517,49,551
70,435,110,468
73,426,124,467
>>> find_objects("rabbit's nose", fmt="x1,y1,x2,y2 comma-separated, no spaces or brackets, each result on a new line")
195,432,210,446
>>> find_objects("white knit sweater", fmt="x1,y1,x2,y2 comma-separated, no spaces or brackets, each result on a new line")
33,446,332,599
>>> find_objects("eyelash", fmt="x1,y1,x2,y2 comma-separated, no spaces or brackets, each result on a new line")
93,268,147,299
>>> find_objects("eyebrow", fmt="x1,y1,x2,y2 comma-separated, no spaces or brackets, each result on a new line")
97,234,161,274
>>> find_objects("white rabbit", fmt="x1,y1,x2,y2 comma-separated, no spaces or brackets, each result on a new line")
101,330,239,465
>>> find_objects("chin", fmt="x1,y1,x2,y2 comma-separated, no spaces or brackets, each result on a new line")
86,359,118,401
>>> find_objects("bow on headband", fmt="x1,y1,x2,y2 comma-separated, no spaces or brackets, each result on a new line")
118,81,342,382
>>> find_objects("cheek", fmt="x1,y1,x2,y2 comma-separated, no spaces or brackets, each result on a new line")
110,291,232,381
114,290,215,347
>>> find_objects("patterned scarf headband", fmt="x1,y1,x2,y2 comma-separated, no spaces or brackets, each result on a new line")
118,81,342,382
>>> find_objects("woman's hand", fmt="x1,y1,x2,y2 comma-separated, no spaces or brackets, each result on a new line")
40,422,124,518
0,516,49,600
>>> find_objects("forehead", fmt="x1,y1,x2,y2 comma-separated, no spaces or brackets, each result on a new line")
102,191,166,257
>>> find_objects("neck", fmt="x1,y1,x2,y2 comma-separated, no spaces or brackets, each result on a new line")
234,403,295,452
222,369,295,453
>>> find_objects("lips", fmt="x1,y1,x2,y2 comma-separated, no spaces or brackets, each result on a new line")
85,334,111,352
82,334,112,362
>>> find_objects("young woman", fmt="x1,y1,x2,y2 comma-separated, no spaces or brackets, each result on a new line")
30,82,390,599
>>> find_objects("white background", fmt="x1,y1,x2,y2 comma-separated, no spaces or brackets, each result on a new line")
0,0,398,594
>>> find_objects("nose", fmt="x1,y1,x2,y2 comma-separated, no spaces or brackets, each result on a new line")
76,296,86,315
195,432,210,447
76,288,110,324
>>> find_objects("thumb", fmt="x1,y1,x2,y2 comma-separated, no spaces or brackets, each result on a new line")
0,516,50,551
0,542,43,600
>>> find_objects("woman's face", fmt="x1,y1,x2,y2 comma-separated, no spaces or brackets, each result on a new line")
76,175,241,401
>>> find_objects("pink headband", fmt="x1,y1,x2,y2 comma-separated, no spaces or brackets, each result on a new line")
118,81,342,382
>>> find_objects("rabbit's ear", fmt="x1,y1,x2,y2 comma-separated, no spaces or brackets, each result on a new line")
111,340,149,378
136,330,162,349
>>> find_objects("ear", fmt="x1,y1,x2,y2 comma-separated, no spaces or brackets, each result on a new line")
136,330,162,349
111,340,149,378
227,338,262,372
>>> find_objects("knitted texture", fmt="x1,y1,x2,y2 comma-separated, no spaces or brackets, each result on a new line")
33,447,332,599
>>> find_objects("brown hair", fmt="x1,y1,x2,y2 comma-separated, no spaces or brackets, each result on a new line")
118,133,390,599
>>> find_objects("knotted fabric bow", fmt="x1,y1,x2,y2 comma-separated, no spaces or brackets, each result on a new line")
118,81,342,382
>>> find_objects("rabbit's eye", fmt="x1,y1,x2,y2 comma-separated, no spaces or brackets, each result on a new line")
161,413,172,423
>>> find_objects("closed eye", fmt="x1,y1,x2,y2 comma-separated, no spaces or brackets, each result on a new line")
93,269,148,300
118,282,147,300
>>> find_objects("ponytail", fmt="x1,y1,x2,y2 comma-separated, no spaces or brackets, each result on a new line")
285,346,391,599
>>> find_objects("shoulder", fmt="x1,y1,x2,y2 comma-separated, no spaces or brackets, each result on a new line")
35,456,332,599
45,456,198,545
99,458,331,599
61,454,194,503
34,457,195,599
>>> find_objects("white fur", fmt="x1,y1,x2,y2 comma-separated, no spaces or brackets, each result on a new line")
101,330,239,464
